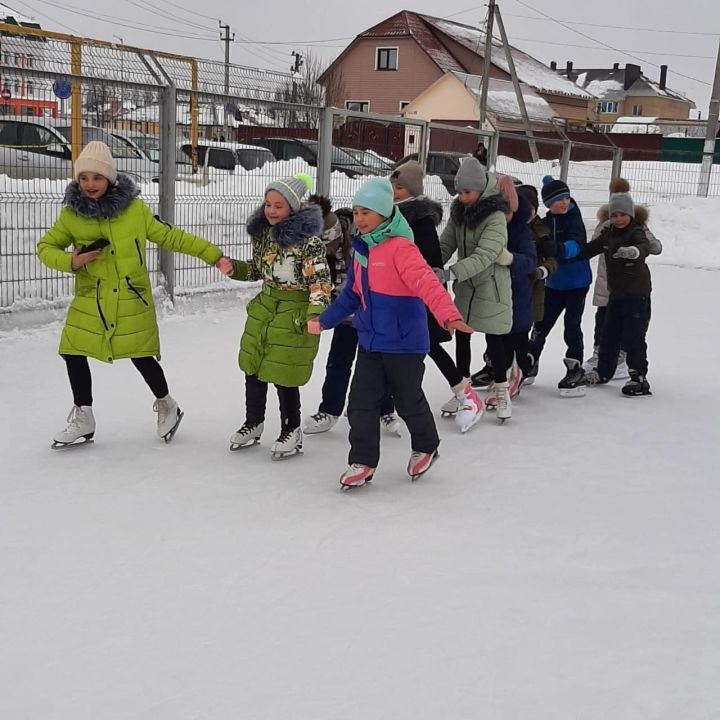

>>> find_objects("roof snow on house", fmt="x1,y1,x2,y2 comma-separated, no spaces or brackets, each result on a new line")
0,3,37,25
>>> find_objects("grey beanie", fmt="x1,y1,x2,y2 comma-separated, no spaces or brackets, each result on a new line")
390,160,424,198
454,156,488,193
608,192,635,218
265,172,313,212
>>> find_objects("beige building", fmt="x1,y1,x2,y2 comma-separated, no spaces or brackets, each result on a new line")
318,11,592,128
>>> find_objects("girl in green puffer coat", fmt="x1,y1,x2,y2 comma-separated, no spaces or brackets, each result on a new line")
37,141,230,448
219,173,332,458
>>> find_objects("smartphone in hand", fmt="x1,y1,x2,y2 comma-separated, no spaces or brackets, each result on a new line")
77,238,110,255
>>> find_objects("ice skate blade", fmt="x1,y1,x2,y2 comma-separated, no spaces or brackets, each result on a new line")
559,386,586,398
271,447,303,461
409,451,439,481
162,410,184,443
457,412,483,433
522,376,535,386
51,436,94,450
340,476,373,491
497,416,510,424
622,391,652,398
441,411,457,418
229,438,260,451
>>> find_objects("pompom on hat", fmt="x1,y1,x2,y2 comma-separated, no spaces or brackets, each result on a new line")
74,141,118,184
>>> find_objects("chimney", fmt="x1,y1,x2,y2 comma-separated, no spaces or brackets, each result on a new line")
624,63,642,90
612,62,619,70
659,64,668,90
566,60,574,81
550,60,557,71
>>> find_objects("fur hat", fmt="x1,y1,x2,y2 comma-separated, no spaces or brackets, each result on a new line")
353,178,394,217
454,157,488,193
608,192,635,218
74,141,117,184
265,172,313,212
541,175,570,207
389,160,424,198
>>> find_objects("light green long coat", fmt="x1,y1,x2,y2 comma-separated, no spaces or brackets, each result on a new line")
37,176,223,362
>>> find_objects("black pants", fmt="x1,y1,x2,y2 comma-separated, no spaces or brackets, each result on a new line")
318,323,394,417
348,350,439,468
454,330,472,378
245,373,301,431
596,296,650,378
501,332,531,377
594,299,652,349
528,286,588,364
63,354,169,407
428,341,464,388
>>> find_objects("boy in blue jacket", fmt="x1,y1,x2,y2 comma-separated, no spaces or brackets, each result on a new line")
526,176,591,397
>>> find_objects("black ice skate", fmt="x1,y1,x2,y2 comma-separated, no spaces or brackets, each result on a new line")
621,371,652,397
470,364,494,389
558,358,586,398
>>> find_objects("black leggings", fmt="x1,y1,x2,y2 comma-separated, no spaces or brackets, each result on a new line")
428,341,464,388
63,354,169,407
454,331,472,379
501,332,531,378
245,373,301,431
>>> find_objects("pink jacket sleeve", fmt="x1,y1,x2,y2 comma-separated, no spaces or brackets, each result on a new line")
393,241,463,328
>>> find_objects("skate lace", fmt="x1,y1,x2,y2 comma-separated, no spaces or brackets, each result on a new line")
65,405,83,432
496,387,509,411
380,414,396,426
153,398,168,424
310,412,331,423
236,422,259,437
276,428,295,443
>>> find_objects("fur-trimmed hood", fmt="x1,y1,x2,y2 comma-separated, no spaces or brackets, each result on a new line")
395,195,443,227
596,203,649,226
64,173,140,218
450,192,510,230
247,203,323,248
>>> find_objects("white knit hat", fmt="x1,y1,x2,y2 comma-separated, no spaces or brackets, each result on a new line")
74,141,117,184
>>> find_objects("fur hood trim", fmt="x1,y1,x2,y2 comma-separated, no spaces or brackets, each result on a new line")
396,195,443,226
63,173,140,218
450,192,510,229
597,203,649,225
247,203,324,248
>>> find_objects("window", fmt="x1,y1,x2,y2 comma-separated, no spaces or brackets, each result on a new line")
19,123,65,155
376,47,398,71
399,101,411,112
26,56,34,68
26,81,34,97
3,53,10,65
596,101,619,114
632,104,643,116
346,100,369,113
0,121,21,145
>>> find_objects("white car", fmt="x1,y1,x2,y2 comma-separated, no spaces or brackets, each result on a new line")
0,116,158,183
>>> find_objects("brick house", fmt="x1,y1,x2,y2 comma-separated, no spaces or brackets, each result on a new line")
556,62,695,132
317,10,592,128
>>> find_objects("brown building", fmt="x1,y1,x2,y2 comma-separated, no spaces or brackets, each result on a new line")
318,10,592,127
556,62,695,132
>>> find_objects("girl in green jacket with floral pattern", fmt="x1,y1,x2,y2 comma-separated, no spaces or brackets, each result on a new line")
218,173,332,459
37,142,230,448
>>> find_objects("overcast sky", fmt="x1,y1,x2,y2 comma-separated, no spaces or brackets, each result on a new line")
8,0,719,116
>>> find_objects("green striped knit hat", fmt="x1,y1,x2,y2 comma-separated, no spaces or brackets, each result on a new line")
265,173,313,212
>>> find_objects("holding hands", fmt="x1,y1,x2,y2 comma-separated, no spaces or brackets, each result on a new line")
216,256,234,276
612,246,640,260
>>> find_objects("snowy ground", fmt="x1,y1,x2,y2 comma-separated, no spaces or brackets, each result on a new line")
1,262,719,719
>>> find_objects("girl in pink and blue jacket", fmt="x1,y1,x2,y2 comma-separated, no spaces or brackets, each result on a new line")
309,179,473,488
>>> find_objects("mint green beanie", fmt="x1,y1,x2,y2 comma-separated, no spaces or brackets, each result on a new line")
353,178,394,217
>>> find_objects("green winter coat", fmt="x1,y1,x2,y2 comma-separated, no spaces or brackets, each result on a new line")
230,204,331,387
439,177,513,335
37,175,223,363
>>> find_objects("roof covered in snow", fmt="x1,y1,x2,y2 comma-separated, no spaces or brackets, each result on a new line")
0,3,36,25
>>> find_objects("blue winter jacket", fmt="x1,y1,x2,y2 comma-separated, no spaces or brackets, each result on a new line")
507,195,537,333
543,201,592,291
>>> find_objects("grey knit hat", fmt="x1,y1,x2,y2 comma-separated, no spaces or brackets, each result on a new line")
390,160,424,198
454,156,488,193
265,172,313,212
608,192,635,218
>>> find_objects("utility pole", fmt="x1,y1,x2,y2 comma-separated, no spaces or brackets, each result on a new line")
219,21,234,96
478,0,495,129
113,36,124,121
697,39,720,197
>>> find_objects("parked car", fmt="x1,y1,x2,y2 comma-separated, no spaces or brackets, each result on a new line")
0,117,158,183
175,140,274,178
340,146,394,175
244,137,371,178
110,129,159,164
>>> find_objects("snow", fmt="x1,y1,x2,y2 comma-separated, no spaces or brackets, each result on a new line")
1,260,719,718
583,78,625,98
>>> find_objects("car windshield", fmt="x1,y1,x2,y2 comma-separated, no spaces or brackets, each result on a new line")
343,148,393,173
302,140,363,167
56,126,140,159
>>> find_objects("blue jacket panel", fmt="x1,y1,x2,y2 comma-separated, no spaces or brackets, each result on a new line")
507,196,537,333
543,201,592,291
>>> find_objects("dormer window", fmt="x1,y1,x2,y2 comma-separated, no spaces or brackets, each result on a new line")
376,47,398,71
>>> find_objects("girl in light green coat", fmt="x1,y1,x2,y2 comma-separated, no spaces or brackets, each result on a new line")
37,141,230,448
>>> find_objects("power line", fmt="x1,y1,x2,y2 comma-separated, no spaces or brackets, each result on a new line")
10,0,78,33
512,0,712,86
145,0,220,23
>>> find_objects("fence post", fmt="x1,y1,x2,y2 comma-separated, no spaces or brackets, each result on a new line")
611,146,623,180
316,107,334,198
486,129,499,170
559,139,572,182
158,83,177,301
697,39,720,197
417,120,429,171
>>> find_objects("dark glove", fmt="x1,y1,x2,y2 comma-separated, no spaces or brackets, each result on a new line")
539,237,558,259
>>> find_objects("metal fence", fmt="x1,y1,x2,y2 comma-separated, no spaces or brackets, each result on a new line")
2,22,719,319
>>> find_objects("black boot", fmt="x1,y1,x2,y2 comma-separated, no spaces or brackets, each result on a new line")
558,357,586,397
621,371,652,397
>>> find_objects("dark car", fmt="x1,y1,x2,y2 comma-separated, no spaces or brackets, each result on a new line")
393,151,471,194
244,137,370,178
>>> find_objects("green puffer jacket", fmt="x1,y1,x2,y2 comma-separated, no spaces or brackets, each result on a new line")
37,175,223,362
231,204,331,387
439,177,513,335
